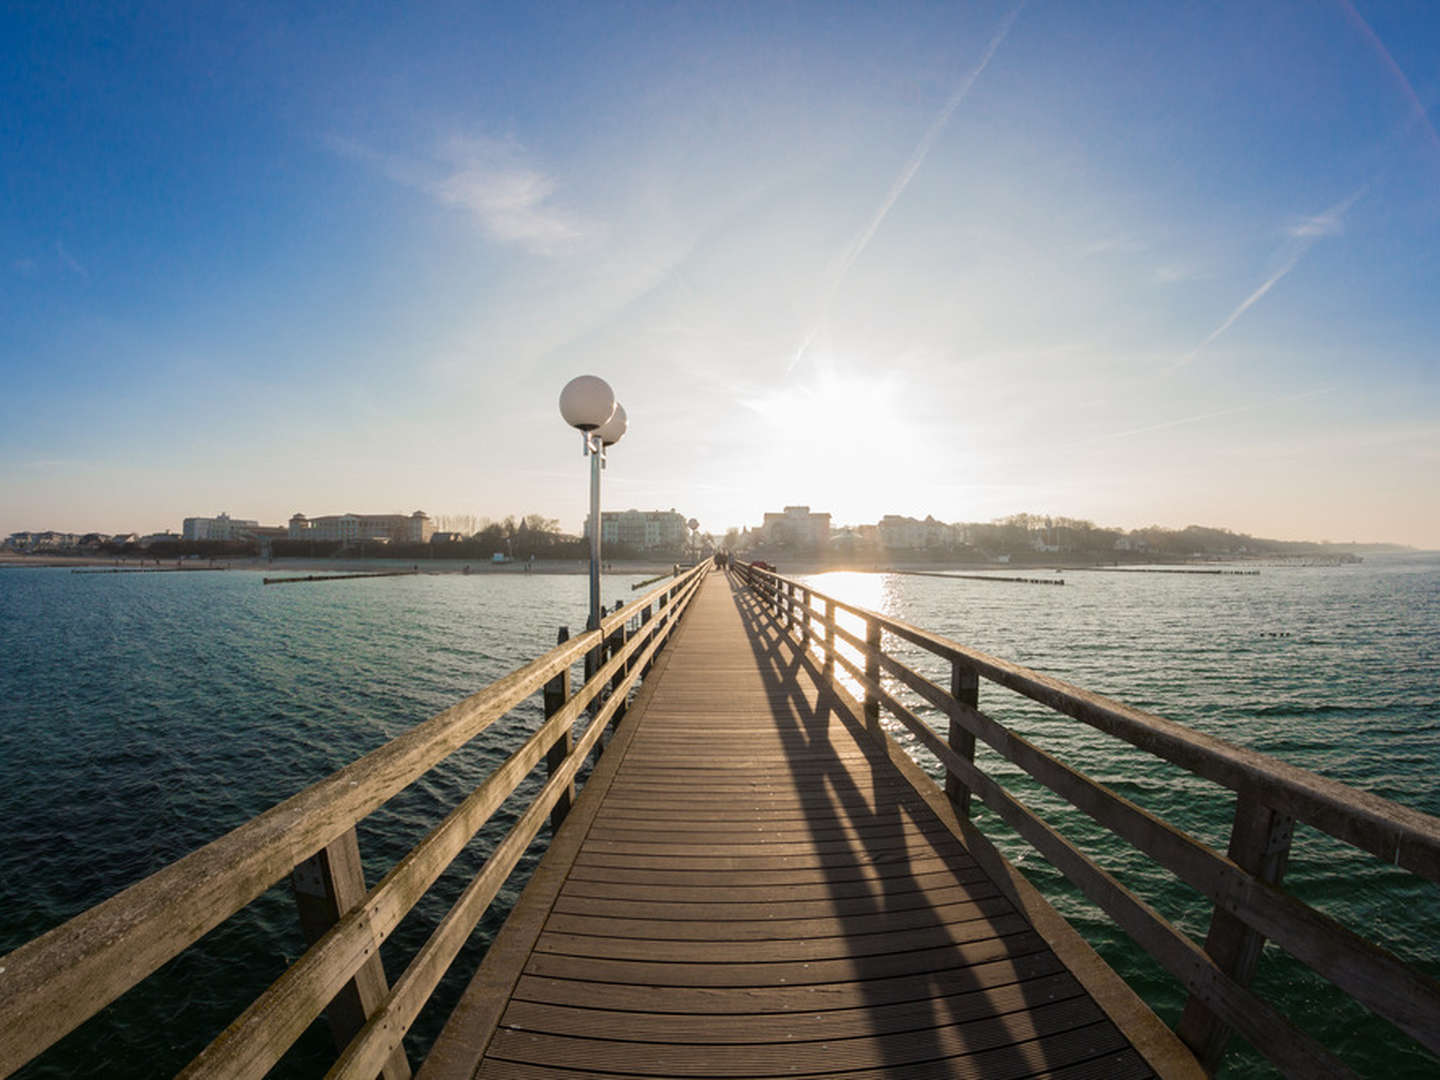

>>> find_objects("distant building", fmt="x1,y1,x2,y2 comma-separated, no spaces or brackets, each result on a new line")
758,506,831,549
878,514,966,551
288,511,434,544
584,509,687,552
183,513,259,541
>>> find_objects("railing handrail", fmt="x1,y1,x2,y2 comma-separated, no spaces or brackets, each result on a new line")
744,563,1440,882
733,560,1440,1077
0,562,710,1077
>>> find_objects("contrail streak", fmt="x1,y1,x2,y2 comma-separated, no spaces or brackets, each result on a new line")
1106,387,1333,442
1175,186,1366,369
1339,0,1440,163
1177,251,1302,367
788,3,1025,373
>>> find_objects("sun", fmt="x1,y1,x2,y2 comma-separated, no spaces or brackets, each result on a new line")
745,357,921,517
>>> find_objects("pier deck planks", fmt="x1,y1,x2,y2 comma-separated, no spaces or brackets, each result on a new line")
423,571,1186,1079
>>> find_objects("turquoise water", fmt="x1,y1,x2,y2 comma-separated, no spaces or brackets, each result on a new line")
1,557,1436,1077
799,554,1440,1079
0,567,651,1079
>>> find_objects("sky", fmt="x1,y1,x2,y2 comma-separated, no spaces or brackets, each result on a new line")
3,1,1438,547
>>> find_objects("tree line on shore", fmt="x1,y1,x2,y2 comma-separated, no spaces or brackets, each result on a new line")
8,511,1402,563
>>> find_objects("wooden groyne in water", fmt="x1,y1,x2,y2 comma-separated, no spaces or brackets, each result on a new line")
1073,566,1261,576
262,570,421,585
889,568,1064,586
2,562,1437,1079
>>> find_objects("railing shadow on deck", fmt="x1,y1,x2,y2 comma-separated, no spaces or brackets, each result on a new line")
0,563,711,1080
726,571,1102,1078
731,560,1440,1080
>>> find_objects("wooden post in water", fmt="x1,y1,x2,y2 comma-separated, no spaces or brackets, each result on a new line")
946,661,979,820
543,626,573,831
291,829,411,1079
1176,792,1296,1070
864,618,881,727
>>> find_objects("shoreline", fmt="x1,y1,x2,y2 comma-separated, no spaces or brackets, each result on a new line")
1,551,1389,576
0,552,693,576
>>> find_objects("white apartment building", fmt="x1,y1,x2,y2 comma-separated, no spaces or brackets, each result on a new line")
877,514,967,550
183,513,259,541
583,509,688,551
759,506,831,549
288,511,434,544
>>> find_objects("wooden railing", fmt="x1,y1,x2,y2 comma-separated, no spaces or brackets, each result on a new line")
733,560,1440,1079
0,562,710,1079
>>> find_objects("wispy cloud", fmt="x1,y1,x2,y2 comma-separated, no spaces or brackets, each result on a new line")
329,134,585,255
1081,236,1147,258
1287,187,1365,238
789,2,1025,372
56,241,87,278
1102,386,1333,442
1154,263,1209,284
1175,186,1366,367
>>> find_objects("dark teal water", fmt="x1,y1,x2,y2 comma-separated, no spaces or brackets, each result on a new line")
801,553,1440,1079
0,567,650,1079
2,557,1436,1077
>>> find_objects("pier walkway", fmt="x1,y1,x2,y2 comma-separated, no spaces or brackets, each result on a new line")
422,572,1190,1079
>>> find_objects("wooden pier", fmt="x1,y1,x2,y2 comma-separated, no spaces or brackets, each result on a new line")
422,572,1183,1078
2,563,1438,1078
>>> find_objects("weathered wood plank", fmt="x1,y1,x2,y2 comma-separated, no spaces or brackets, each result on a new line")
487,997,1110,1075
510,950,1073,1014
480,1020,1133,1080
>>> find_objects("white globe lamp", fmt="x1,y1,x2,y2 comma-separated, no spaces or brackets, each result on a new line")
595,402,628,447
559,375,616,432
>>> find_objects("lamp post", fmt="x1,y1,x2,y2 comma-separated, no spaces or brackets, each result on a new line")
559,376,627,637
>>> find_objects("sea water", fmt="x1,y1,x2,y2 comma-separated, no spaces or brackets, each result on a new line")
1,556,1436,1077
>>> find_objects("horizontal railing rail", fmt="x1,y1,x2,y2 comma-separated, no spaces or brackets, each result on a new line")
0,562,710,1079
733,560,1440,1079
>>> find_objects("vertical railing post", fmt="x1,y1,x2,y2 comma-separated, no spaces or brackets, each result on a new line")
824,598,836,675
784,582,793,630
863,617,881,727
582,607,600,699
291,829,411,1079
609,605,630,730
640,604,654,674
801,588,811,650
544,626,573,831
1176,793,1295,1071
945,660,979,820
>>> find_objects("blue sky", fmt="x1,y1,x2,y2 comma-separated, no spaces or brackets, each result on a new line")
3,1,1437,545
